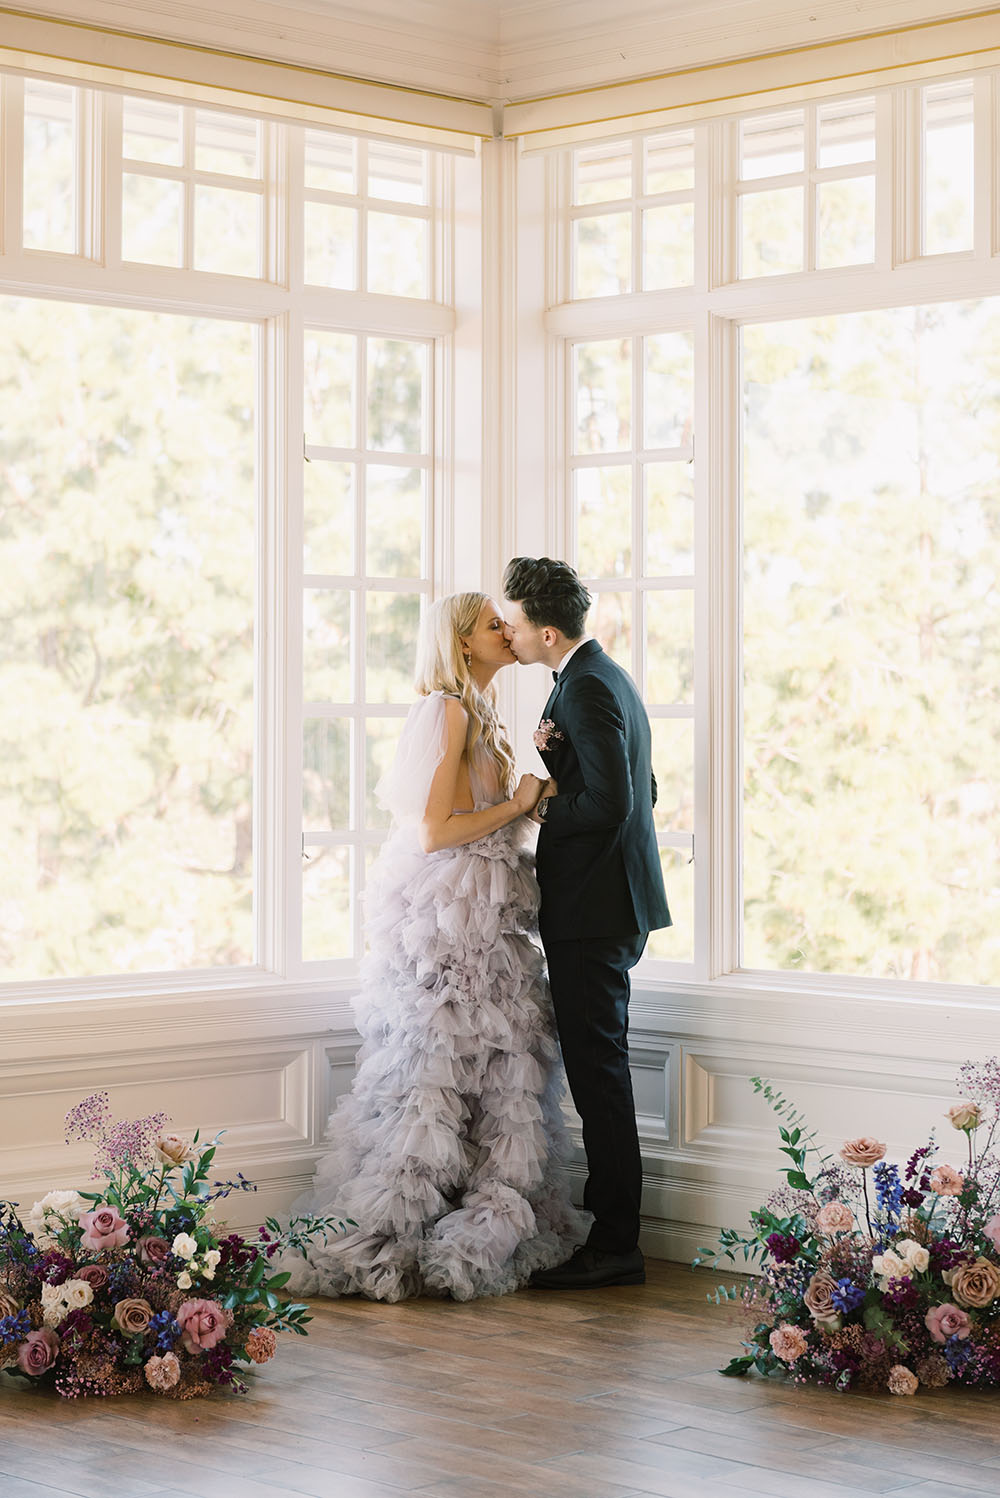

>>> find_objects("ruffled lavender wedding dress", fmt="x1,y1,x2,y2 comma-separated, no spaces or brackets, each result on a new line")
280,692,585,1303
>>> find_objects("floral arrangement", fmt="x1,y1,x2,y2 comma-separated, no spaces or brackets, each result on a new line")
0,1092,336,1399
696,1057,1000,1396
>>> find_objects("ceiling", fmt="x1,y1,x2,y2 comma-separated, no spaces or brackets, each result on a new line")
9,0,995,101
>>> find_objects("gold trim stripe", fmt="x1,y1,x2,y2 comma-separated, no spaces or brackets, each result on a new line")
0,7,493,144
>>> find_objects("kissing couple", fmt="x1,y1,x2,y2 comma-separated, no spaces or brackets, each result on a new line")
281,556,671,1301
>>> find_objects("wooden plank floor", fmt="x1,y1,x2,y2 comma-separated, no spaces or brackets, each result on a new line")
2,1260,1000,1498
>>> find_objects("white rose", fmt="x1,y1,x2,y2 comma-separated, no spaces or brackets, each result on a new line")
201,1266,215,1281
203,1249,221,1270
873,1250,907,1283
897,1240,930,1273
176,1271,193,1290
40,1284,68,1327
171,1233,198,1261
27,1189,88,1249
61,1278,94,1310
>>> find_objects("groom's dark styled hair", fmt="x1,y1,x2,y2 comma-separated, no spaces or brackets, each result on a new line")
503,556,592,640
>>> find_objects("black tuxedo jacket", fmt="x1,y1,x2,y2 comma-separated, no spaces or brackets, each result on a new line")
533,640,671,942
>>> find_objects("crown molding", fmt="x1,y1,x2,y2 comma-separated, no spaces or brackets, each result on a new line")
4,0,996,105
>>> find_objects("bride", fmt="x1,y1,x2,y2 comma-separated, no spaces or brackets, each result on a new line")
280,592,585,1302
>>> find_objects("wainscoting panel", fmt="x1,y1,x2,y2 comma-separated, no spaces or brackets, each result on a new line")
2,977,998,1265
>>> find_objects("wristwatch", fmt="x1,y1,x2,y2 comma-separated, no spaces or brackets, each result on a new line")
536,795,550,822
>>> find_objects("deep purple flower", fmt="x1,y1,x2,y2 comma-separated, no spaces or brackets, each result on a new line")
929,1238,972,1274
882,1276,920,1309
765,1232,802,1264
39,1251,75,1286
900,1188,925,1209
58,1310,94,1347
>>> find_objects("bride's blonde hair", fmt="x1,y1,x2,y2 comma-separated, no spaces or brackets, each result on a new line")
414,593,516,798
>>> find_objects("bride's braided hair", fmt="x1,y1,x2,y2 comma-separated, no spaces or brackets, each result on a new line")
413,593,516,798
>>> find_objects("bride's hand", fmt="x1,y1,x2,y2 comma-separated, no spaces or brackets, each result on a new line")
512,773,546,814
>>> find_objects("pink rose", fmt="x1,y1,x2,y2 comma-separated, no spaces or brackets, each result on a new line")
924,1302,972,1344
176,1298,227,1354
17,1327,60,1376
839,1136,886,1168
74,1263,108,1294
136,1235,171,1267
929,1164,965,1197
887,1364,918,1396
769,1323,809,1364
79,1204,129,1253
815,1201,854,1236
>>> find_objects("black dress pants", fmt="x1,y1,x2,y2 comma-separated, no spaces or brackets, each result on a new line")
542,931,647,1255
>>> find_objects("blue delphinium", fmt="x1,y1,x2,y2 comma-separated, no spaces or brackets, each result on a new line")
149,1310,181,1352
0,1309,30,1345
830,1278,865,1314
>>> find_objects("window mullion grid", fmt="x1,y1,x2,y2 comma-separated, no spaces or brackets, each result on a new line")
874,91,894,271
102,91,123,272
973,73,994,260
286,309,306,975
2,74,25,255
632,134,641,295
182,107,195,269
805,104,817,271
358,138,369,292
353,327,367,963
632,329,642,686
79,87,100,262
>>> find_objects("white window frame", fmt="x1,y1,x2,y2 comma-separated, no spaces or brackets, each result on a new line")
523,64,1000,1005
0,65,469,1005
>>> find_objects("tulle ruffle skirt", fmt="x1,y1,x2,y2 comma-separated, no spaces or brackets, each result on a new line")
277,822,585,1302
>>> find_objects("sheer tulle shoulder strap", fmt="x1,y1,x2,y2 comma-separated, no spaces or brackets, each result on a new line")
375,692,454,825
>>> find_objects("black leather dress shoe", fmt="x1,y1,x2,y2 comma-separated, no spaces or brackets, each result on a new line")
530,1245,646,1289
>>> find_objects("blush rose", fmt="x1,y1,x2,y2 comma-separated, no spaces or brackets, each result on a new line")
79,1204,129,1253
948,1257,1000,1309
176,1298,227,1354
946,1100,982,1131
17,1328,60,1376
924,1303,972,1344
136,1236,171,1268
839,1136,886,1168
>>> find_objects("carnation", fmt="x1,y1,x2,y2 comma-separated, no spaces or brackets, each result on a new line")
245,1326,277,1364
887,1365,919,1396
144,1352,181,1392
769,1323,809,1363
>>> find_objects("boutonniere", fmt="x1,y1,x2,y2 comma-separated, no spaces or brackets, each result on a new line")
533,719,565,752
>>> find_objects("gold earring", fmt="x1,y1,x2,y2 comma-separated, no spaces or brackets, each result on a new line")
462,650,471,666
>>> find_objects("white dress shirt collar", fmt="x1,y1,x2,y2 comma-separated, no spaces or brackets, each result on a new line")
554,635,593,677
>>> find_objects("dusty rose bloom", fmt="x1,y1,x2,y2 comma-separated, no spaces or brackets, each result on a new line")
79,1204,130,1253
838,1137,886,1168
803,1271,840,1327
17,1327,60,1376
983,1215,1000,1254
245,1326,277,1364
815,1202,854,1236
928,1164,965,1196
924,1303,972,1344
949,1257,1000,1309
155,1134,196,1168
136,1236,171,1268
887,1365,919,1396
74,1263,108,1294
946,1100,982,1132
144,1352,181,1391
769,1323,809,1363
176,1298,227,1354
113,1297,154,1335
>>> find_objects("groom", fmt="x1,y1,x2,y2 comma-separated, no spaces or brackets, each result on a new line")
503,557,670,1289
